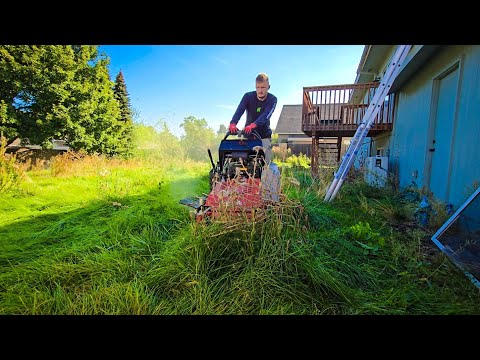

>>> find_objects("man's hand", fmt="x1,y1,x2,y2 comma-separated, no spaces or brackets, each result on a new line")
229,123,238,134
244,123,257,134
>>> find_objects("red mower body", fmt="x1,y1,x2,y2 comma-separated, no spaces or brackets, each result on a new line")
198,178,264,220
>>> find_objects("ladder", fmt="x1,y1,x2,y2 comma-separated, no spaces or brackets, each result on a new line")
324,45,413,202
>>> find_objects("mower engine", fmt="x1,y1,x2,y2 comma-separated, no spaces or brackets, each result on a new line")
219,143,264,181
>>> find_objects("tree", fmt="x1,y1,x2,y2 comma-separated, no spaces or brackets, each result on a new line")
180,116,216,162
0,45,127,156
214,123,228,149
132,120,184,161
217,124,227,136
113,70,132,122
57,46,124,156
113,70,134,156
0,100,16,142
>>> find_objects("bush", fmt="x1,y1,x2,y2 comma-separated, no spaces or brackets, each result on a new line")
285,153,311,169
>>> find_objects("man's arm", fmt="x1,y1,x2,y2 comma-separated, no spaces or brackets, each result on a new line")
254,96,277,128
231,93,249,124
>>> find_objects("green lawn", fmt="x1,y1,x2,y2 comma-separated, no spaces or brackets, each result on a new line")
1,156,479,314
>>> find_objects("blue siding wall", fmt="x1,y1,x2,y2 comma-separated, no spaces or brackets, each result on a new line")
353,138,371,169
390,45,480,208
448,48,480,206
390,79,433,190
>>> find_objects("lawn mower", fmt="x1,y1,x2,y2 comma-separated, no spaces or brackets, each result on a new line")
179,130,281,222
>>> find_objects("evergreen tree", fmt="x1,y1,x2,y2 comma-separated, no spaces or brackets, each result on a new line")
217,124,227,136
113,70,134,156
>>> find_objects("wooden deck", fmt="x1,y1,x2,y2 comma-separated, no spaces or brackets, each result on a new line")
302,82,396,137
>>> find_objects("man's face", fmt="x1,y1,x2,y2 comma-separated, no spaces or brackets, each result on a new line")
256,81,269,100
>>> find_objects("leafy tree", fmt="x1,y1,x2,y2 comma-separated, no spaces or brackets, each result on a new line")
0,45,126,156
156,121,184,159
132,123,158,150
132,120,184,161
180,116,216,162
0,100,16,141
59,46,123,156
113,70,134,157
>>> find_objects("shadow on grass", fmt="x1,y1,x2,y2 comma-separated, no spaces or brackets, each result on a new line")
0,175,207,268
0,175,212,314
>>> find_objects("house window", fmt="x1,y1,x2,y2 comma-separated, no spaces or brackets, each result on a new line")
376,148,385,156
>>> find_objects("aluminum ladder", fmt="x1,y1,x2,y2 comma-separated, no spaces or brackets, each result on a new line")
324,44,413,202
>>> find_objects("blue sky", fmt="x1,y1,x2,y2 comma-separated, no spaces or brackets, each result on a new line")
99,45,365,137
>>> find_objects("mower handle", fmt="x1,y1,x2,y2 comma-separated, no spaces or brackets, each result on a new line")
223,129,262,141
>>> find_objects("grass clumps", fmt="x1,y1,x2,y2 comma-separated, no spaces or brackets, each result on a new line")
1,150,480,315
144,202,354,315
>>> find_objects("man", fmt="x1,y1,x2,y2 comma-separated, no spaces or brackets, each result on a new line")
229,72,277,164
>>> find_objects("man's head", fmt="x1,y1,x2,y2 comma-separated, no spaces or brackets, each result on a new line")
255,72,270,101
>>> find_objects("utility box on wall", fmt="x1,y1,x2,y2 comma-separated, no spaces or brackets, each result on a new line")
364,156,388,188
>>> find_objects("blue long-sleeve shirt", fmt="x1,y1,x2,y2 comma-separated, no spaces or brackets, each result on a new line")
230,91,277,139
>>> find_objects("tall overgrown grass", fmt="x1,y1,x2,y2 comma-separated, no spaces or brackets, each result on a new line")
0,149,479,315
0,137,25,194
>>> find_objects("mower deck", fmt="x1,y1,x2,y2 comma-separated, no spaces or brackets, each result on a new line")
204,177,263,216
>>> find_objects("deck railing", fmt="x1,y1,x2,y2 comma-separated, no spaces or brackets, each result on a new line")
302,82,396,136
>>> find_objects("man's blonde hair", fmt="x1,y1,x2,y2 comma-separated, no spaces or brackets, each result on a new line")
256,73,269,83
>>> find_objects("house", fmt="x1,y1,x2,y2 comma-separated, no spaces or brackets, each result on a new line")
275,104,349,164
6,138,69,153
275,105,311,154
303,45,480,209
6,138,70,162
